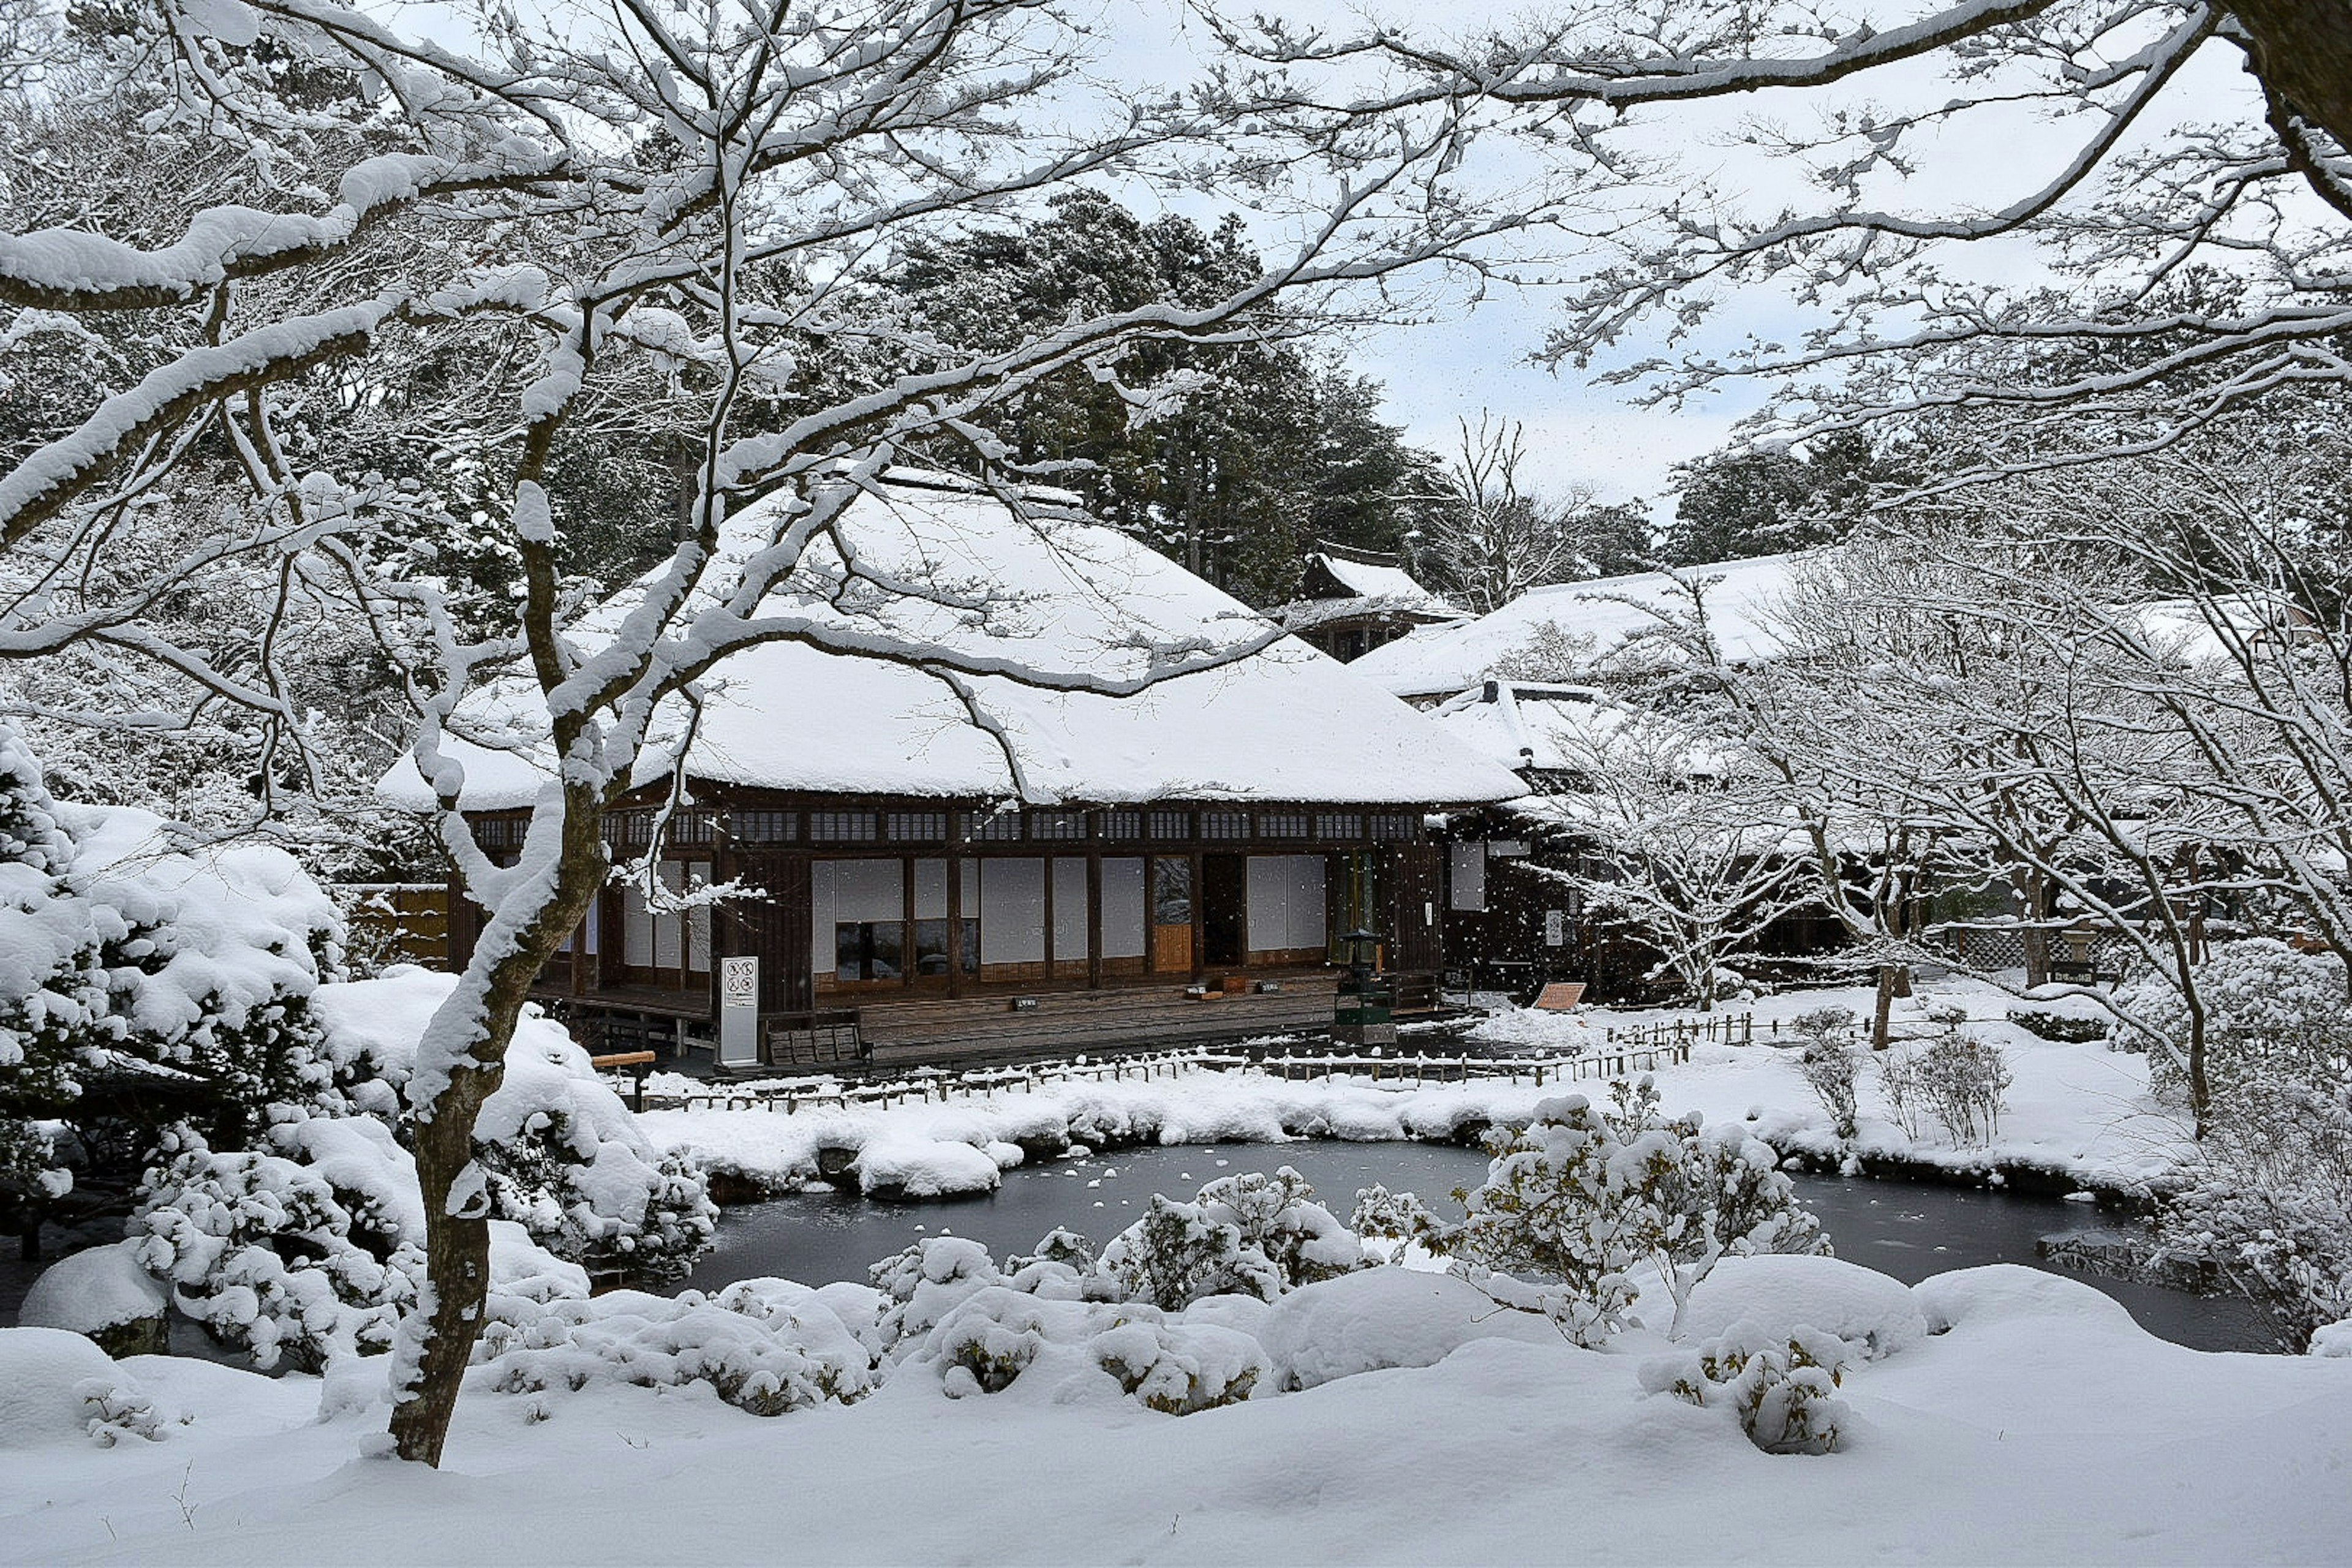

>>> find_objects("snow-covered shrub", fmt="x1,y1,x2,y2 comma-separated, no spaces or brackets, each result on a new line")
1790,1006,1858,1047
1349,1183,1453,1260
0,725,343,1231
475,1286,876,1415
1195,1167,1365,1289
2119,939,2352,1106
2161,1075,2352,1350
1254,1267,1567,1392
309,973,717,1283
1796,1036,1864,1139
1879,1035,2011,1145
1100,1194,1281,1309
128,1129,420,1371
1099,1168,1363,1309
1643,1322,1852,1455
872,1237,1005,1355
1453,1077,1827,1346
0,1327,177,1449
1088,1316,1266,1414
920,1287,1265,1414
2007,1006,2108,1044
1675,1254,1928,1363
934,1291,1050,1395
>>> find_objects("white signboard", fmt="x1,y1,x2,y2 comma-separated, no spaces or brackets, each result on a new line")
717,956,761,1068
1544,909,1567,948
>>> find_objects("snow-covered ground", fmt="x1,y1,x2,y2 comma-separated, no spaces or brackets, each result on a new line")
6,1256,2351,1566
641,978,2189,1202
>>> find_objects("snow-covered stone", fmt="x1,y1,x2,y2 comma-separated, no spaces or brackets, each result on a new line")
1254,1267,1565,1390
18,1242,169,1357
1675,1252,1929,1360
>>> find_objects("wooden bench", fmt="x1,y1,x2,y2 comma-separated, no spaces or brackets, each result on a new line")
588,1049,658,1112
1534,981,1586,1012
764,1012,872,1073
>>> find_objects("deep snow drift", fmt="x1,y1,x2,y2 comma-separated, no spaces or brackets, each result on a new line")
4,1255,2350,1566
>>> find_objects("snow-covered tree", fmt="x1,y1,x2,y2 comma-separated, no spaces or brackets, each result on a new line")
0,0,1544,1464
1528,703,1811,1009
1415,413,1649,614
1453,1077,1826,1345
1236,3,2352,477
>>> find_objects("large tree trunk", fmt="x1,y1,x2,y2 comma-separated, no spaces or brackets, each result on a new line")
388,799,606,1466
2231,1,2352,152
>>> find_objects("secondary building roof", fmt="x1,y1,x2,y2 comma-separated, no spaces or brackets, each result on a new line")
382,472,1524,812
1349,553,1804,700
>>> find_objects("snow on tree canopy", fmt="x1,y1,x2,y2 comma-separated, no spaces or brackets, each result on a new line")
376,472,1523,810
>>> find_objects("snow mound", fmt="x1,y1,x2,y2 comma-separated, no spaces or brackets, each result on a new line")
20,1240,168,1336
2310,1319,2352,1359
1678,1254,1928,1360
1254,1267,1567,1391
1910,1264,2142,1337
0,1327,165,1447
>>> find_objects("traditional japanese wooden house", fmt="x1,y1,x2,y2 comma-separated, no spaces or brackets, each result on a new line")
407,473,1522,1068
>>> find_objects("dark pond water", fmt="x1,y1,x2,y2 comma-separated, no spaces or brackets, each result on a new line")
680,1140,2280,1354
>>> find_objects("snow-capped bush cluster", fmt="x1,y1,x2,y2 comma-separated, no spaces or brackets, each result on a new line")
1645,1325,1853,1455
1446,1077,1828,1346
1878,1033,2012,1147
2120,938,2352,1106
1098,1167,1364,1310
0,723,341,1224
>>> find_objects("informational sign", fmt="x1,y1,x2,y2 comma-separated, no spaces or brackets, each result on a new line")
717,955,761,1069
1544,909,1567,948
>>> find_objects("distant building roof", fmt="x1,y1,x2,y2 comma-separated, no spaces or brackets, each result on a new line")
1349,553,1806,699
380,472,1523,812
1424,680,1724,783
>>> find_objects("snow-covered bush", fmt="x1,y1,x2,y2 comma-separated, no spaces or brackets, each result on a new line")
1088,1316,1266,1414
128,1129,421,1371
18,1239,170,1357
872,1237,1005,1355
0,1327,180,1449
475,1284,876,1415
1643,1323,1852,1455
1100,1194,1281,1309
921,1286,1267,1414
309,973,717,1283
1349,1183,1453,1260
1675,1253,1928,1363
1796,1036,1864,1140
2007,1006,2108,1044
1098,1167,1363,1310
1879,1034,2011,1146
1453,1077,1827,1346
2119,939,2352,1106
2161,1075,2352,1350
0,725,344,1231
1790,1006,1858,1046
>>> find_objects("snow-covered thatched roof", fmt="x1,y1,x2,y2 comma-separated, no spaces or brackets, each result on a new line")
1351,554,1805,700
381,473,1523,812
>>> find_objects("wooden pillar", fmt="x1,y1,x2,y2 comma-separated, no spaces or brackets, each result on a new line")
1041,852,1056,979
1189,848,1206,980
1086,850,1104,990
901,857,918,990
946,817,967,1000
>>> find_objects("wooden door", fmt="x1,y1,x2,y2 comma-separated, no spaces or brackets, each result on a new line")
1389,844,1444,971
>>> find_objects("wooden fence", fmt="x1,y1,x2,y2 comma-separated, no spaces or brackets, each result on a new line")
337,882,450,968
643,1038,1695,1116
1603,1011,1755,1050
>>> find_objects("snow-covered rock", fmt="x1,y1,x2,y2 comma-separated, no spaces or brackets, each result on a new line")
18,1241,170,1357
1911,1263,2142,1336
1677,1253,1929,1360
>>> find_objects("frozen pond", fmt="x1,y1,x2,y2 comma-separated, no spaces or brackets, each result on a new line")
682,1140,2280,1353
